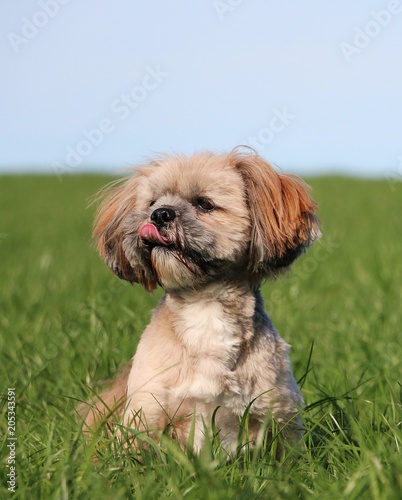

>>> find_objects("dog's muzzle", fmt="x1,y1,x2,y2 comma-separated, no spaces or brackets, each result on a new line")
140,207,176,246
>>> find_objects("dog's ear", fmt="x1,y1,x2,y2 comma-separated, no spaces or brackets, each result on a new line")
93,174,158,292
235,153,320,276
93,177,138,283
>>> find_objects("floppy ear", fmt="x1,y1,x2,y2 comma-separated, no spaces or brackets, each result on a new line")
93,177,139,283
235,154,320,276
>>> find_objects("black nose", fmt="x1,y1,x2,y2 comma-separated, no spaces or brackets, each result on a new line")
151,207,176,227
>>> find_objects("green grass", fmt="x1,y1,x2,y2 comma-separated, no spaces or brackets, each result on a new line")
0,174,401,499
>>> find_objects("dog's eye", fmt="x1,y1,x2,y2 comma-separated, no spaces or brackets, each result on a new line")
194,197,215,213
149,200,156,207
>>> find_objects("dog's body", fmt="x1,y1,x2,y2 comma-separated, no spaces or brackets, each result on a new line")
81,150,320,453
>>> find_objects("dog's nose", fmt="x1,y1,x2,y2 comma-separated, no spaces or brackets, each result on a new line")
151,207,176,227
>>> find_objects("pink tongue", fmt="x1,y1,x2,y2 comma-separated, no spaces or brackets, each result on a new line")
139,224,169,246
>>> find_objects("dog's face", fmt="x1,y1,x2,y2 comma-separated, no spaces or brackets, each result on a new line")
94,151,320,291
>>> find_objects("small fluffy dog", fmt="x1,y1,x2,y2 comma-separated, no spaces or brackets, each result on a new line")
81,149,320,454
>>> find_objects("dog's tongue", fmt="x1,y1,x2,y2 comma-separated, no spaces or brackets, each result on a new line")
139,224,170,246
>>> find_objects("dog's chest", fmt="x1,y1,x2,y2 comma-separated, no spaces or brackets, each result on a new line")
172,299,246,402
177,299,241,360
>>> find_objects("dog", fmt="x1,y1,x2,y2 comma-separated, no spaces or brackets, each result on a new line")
80,149,320,455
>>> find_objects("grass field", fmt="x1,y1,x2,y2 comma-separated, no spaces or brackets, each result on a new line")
0,174,401,499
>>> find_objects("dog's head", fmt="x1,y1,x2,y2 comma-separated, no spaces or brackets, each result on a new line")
93,150,320,291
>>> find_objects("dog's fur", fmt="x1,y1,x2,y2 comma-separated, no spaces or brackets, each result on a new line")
80,149,320,453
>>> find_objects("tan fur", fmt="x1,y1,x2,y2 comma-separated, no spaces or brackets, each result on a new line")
78,363,130,432
79,149,320,454
233,152,320,274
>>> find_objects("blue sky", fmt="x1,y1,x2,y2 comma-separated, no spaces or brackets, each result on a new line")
1,0,401,177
